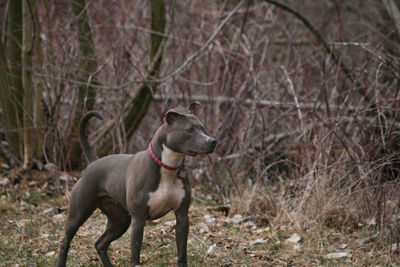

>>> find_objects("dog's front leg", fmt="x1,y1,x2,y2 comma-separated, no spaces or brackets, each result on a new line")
130,217,146,267
175,211,189,267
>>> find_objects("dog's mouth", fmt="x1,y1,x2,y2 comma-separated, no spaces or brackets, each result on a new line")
187,150,213,157
187,151,205,157
187,151,199,156
186,140,217,157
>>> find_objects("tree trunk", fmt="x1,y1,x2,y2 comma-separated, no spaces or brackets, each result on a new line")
98,0,167,156
22,0,35,169
6,0,24,158
33,1,44,161
0,40,20,165
123,0,166,138
68,0,98,169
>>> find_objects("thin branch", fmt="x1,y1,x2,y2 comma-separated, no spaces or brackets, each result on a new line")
152,94,348,110
263,0,355,83
153,0,247,84
33,0,245,93
281,67,304,131
381,0,400,36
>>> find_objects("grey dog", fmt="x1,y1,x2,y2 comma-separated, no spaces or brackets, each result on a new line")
56,105,217,267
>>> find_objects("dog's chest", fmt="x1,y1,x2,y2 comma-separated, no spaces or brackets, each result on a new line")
147,145,185,219
148,171,185,219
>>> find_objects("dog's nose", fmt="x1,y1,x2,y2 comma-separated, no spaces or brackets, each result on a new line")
210,139,217,148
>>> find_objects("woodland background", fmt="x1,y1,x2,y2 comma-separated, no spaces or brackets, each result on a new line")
0,0,399,265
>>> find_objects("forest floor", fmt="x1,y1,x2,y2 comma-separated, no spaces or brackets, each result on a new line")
0,169,399,266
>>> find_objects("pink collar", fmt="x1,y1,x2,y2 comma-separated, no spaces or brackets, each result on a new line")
148,141,183,171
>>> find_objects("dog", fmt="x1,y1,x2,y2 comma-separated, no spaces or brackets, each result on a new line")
56,104,217,267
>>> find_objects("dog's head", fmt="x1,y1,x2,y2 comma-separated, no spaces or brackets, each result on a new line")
163,103,217,156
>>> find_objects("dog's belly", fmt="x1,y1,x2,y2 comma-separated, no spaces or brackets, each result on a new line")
147,177,185,219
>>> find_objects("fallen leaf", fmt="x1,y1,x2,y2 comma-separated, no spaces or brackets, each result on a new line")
28,181,38,187
58,174,74,182
204,214,216,223
206,206,230,216
224,214,243,224
0,178,10,186
52,213,65,223
365,218,376,226
249,238,268,246
326,252,352,259
163,220,176,226
43,207,59,216
293,244,301,250
44,163,58,171
207,244,217,254
256,227,270,234
46,251,56,257
16,219,30,228
41,233,50,239
391,243,399,252
286,233,301,244
1,163,10,169
198,223,210,234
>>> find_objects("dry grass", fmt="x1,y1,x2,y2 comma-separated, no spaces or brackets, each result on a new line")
226,156,400,266
1,1,400,266
1,173,399,267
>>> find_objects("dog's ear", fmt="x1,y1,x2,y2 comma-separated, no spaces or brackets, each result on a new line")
164,110,181,124
187,102,202,114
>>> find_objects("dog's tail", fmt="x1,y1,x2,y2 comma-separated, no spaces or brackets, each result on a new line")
79,111,103,163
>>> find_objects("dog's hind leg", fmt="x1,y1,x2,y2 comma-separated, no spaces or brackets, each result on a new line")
95,197,131,267
56,189,97,267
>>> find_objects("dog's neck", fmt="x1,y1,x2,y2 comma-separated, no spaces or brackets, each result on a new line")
150,125,166,159
150,125,184,171
161,144,184,169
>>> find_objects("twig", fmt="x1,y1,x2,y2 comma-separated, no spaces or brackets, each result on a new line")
86,56,113,90
89,0,248,146
263,0,355,83
381,0,400,36
329,41,386,63
153,0,247,83
152,94,356,111
281,67,303,131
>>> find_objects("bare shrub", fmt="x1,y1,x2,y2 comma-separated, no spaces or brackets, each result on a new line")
1,0,398,249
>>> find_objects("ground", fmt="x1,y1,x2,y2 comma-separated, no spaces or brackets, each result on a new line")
0,170,399,266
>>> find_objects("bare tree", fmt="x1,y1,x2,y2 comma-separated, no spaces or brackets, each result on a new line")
67,0,98,168
3,0,23,157
0,0,43,168
0,1,398,241
22,0,35,168
97,0,168,156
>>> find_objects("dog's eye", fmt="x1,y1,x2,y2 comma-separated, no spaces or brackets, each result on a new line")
186,127,194,133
